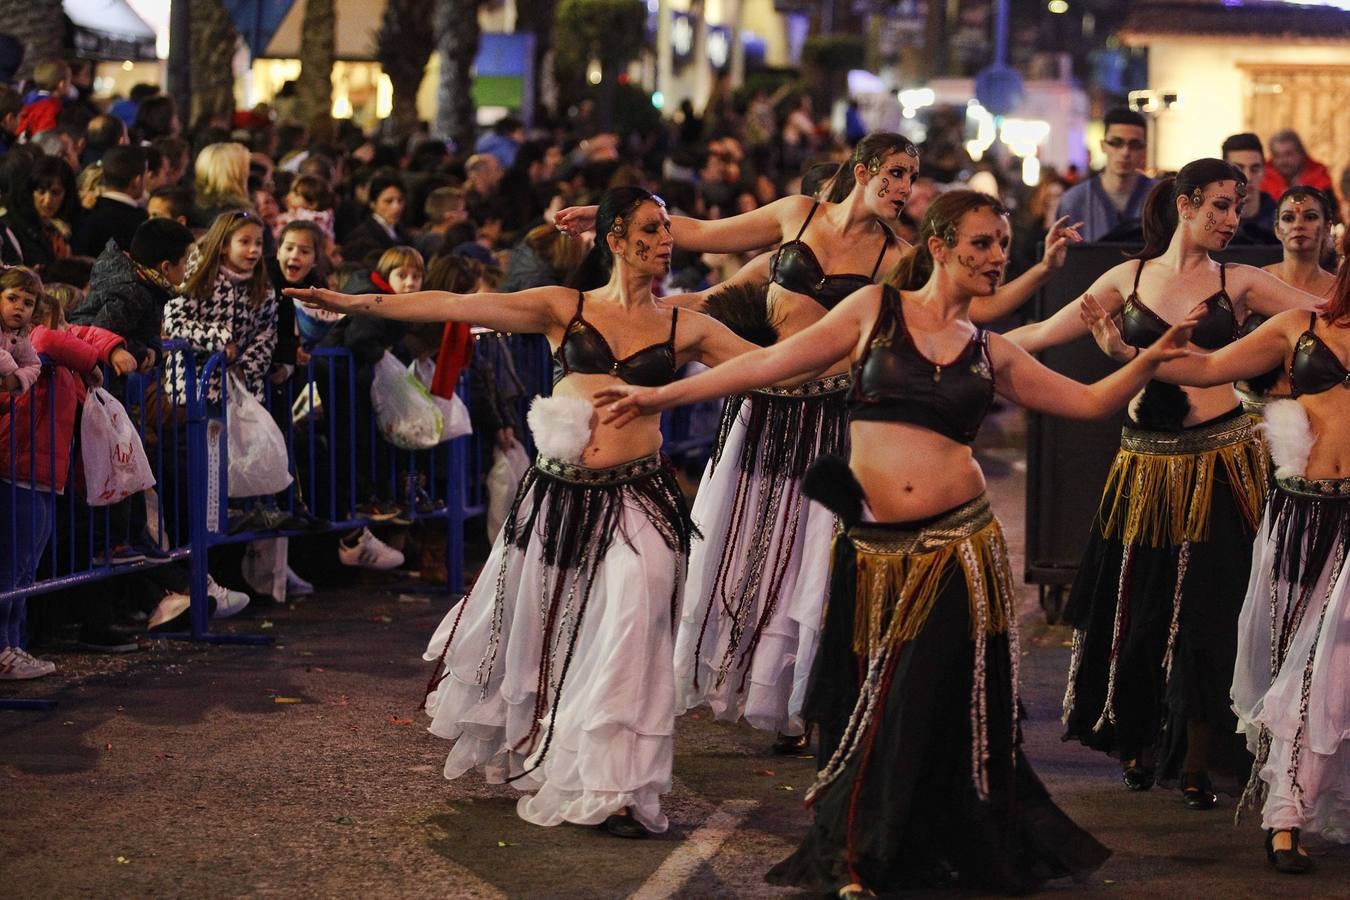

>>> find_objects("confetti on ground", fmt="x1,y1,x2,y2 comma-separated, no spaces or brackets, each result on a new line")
388,716,415,725
115,856,130,864
336,816,354,825
273,697,303,704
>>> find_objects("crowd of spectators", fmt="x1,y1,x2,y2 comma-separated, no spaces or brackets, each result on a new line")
0,54,1347,679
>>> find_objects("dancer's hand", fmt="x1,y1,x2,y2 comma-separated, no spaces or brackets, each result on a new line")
554,205,598,237
1079,292,1132,361
593,385,661,428
1041,216,1084,270
283,286,363,314
1142,318,1199,364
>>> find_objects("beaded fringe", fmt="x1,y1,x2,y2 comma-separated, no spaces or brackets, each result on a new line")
423,455,695,780
694,383,849,694
1100,419,1267,547
808,498,1018,806
1238,486,1350,823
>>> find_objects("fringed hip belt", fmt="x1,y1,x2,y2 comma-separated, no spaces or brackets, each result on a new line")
712,373,852,478
811,494,1020,805
533,452,665,486
1239,475,1350,822
1102,406,1268,547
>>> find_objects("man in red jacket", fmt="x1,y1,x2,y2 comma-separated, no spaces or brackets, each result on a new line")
15,59,69,139
1260,128,1336,202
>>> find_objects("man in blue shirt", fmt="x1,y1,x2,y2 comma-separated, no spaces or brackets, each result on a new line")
1055,107,1154,242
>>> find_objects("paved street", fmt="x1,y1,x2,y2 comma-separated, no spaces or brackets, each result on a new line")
3,409,1347,898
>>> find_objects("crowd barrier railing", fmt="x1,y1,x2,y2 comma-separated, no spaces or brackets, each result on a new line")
1,331,724,701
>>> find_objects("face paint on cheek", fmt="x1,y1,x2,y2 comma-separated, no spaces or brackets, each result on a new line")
1204,210,1216,232
876,177,891,199
634,239,651,261
956,254,981,278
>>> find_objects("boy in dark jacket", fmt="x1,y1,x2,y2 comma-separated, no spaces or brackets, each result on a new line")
71,217,194,368
72,144,149,256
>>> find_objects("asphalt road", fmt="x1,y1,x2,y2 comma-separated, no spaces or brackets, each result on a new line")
3,410,1346,898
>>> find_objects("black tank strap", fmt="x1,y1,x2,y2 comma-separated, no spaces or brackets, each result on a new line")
794,201,820,241
1133,259,1146,294
668,307,679,344
574,289,586,316
1219,261,1227,291
868,227,893,280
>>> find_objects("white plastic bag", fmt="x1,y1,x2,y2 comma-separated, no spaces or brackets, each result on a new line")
486,441,531,539
409,358,471,442
81,387,156,506
371,351,443,449
227,373,293,498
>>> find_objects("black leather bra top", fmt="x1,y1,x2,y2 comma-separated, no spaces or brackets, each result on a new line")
770,201,890,310
1119,260,1237,351
849,285,994,445
552,291,679,387
1292,312,1350,397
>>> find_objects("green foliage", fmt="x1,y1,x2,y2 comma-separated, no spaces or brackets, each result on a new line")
801,34,866,71
554,0,647,73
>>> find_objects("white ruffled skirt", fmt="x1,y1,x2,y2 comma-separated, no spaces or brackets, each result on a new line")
674,380,849,736
1233,477,1350,842
423,454,692,833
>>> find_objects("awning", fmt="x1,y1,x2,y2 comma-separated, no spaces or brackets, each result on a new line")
65,0,157,61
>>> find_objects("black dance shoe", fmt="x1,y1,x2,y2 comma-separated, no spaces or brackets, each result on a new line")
1266,828,1314,874
1180,771,1217,810
1121,760,1154,792
771,729,813,756
601,808,649,839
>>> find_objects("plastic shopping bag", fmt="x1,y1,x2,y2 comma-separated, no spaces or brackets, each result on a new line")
486,441,531,540
408,358,471,442
81,387,156,506
227,373,293,497
372,351,443,449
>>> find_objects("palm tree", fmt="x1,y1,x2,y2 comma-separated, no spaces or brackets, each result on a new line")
295,0,336,128
190,0,238,124
434,0,482,151
2,0,64,82
376,0,436,144
510,0,557,121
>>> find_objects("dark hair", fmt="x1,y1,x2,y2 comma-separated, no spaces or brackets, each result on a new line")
134,95,178,141
0,85,21,121
130,217,195,268
1269,129,1306,157
424,253,481,294
820,132,919,204
568,186,661,290
366,170,405,210
1133,158,1246,260
800,162,840,199
101,145,146,190
42,255,94,289
1103,107,1147,131
128,82,159,104
14,154,77,224
84,114,126,156
152,135,188,170
1221,132,1263,159
149,185,193,222
1323,230,1350,326
885,189,1008,292
493,115,524,136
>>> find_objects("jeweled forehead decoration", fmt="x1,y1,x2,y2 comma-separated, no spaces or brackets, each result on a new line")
608,195,667,238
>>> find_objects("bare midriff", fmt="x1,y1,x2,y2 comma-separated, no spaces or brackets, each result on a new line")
848,420,987,522
1302,391,1350,480
552,374,665,468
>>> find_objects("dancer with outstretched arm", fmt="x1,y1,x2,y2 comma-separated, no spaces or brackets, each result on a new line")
593,190,1188,895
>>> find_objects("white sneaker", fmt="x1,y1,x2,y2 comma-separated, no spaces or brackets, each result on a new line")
206,576,250,619
0,647,52,680
148,592,192,629
14,648,56,675
285,565,314,597
338,528,404,571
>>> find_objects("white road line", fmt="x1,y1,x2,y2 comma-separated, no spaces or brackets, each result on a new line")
630,799,758,900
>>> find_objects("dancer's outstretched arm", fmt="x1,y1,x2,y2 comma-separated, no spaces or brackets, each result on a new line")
284,284,568,335
1226,264,1325,317
556,196,813,255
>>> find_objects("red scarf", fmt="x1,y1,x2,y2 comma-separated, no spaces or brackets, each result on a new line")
371,271,473,399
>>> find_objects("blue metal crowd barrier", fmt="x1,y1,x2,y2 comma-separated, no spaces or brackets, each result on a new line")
1,329,724,703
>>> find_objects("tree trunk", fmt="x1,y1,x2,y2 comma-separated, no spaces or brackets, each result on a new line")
377,0,435,144
434,0,480,151
296,0,336,128
510,0,556,121
3,0,64,83
190,0,238,124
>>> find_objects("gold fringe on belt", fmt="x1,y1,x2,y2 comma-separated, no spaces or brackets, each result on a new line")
809,495,1020,806
847,496,1014,655
1099,413,1268,547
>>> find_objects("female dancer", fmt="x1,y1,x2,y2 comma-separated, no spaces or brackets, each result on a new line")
287,187,770,838
1008,159,1322,808
558,134,1080,752
1238,186,1338,403
1082,232,1350,873
595,189,1185,895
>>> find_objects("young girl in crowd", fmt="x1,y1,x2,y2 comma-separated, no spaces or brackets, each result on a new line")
1,269,136,679
272,221,338,361
275,174,336,244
